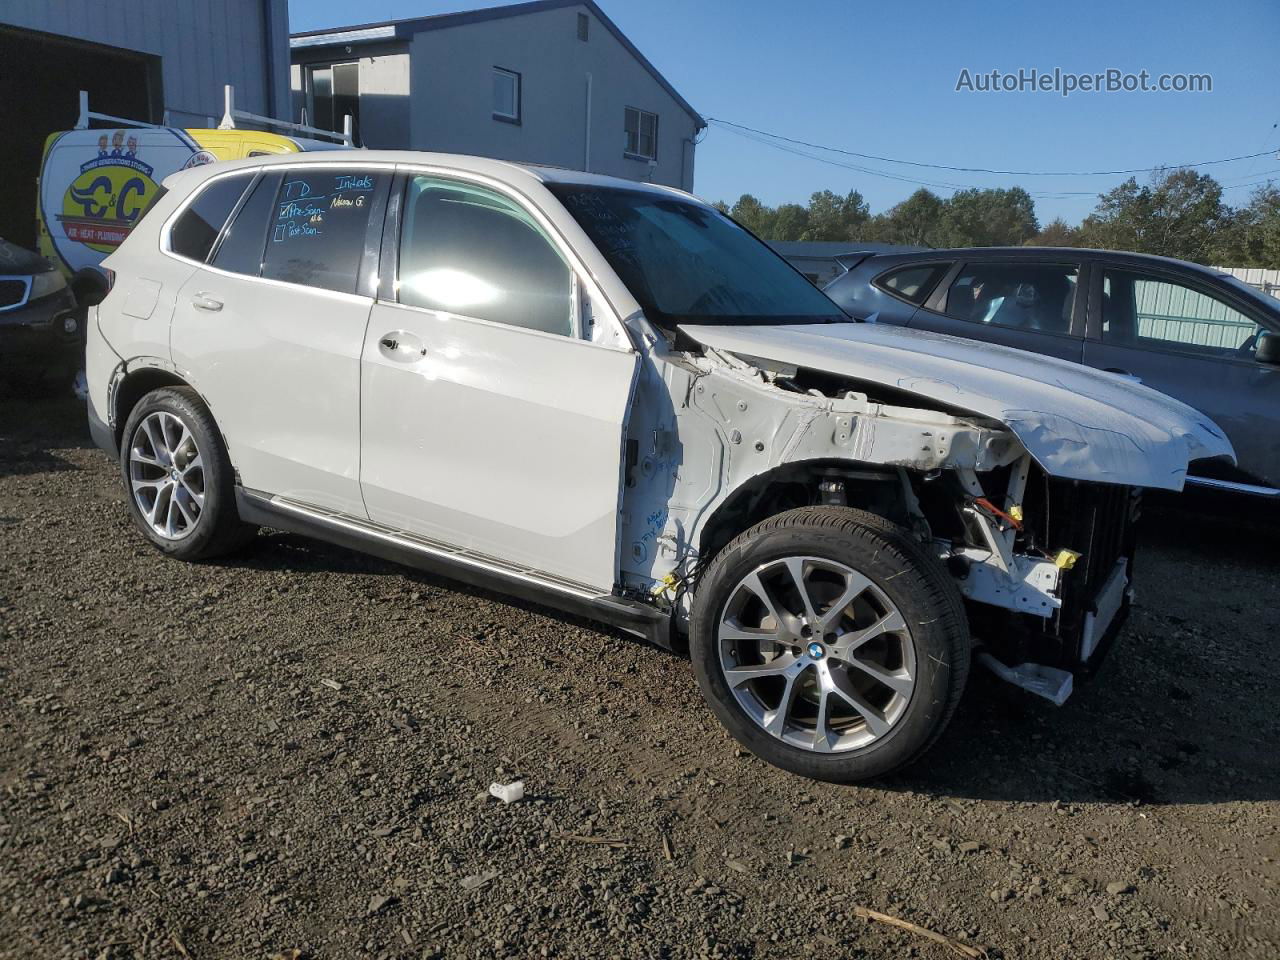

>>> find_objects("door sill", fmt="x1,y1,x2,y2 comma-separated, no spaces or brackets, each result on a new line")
234,488,671,646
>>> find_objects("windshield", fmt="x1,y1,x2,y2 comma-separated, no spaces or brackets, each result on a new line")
548,184,845,327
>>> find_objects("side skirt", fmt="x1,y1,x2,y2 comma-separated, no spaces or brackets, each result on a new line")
234,488,673,648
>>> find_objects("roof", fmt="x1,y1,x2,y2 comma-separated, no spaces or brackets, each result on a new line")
767,241,926,259
855,245,1228,274
157,148,705,201
290,0,704,129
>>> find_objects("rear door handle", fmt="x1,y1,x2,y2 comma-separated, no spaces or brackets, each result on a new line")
191,292,223,312
1103,367,1142,383
377,330,427,361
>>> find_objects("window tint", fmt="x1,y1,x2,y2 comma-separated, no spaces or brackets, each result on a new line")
945,262,1078,335
877,264,948,305
260,170,381,293
550,184,842,326
1102,269,1261,355
170,174,254,262
210,173,278,276
398,176,574,337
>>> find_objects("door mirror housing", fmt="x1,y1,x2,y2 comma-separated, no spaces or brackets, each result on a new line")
1256,331,1280,365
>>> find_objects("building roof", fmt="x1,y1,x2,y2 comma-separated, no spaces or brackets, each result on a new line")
290,0,704,129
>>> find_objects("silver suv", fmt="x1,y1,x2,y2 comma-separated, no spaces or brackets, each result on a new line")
86,153,1231,782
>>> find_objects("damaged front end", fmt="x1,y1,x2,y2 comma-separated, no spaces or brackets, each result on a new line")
622,318,1232,703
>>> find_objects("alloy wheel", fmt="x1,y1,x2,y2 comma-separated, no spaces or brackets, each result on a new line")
128,411,205,540
717,556,916,753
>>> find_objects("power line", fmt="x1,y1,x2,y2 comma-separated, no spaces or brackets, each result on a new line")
706,117,1277,178
714,122,1097,198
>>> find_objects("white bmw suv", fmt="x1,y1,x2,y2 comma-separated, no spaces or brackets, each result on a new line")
86,152,1231,782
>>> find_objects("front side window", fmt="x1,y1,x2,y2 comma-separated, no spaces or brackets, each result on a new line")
169,173,255,263
945,262,1079,335
493,68,521,122
1103,269,1262,355
549,184,844,328
876,264,949,305
624,107,658,160
260,170,382,293
398,176,574,337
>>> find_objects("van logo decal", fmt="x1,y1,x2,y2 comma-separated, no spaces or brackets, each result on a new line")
55,130,160,254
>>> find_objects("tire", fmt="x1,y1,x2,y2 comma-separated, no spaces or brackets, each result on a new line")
689,506,969,783
119,386,257,560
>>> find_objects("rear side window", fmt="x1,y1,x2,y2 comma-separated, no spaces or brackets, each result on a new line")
875,264,949,305
211,173,279,277
260,170,382,293
944,262,1079,335
169,174,255,262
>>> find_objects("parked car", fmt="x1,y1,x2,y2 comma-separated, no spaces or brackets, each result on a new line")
85,154,1231,782
825,247,1280,496
0,236,81,389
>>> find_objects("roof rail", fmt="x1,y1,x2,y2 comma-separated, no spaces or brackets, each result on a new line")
75,90,169,131
217,84,354,147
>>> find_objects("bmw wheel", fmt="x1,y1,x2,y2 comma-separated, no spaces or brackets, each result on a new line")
690,506,969,782
119,386,256,560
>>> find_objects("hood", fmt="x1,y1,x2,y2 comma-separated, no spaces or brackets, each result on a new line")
0,238,53,276
680,321,1234,492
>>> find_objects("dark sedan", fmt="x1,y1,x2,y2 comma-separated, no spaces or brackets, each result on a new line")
0,237,81,390
824,247,1280,496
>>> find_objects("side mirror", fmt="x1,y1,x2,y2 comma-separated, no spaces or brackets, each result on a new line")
1257,332,1280,365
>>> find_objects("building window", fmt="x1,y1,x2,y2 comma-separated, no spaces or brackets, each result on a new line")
492,67,521,123
577,12,589,41
306,62,359,142
624,107,658,160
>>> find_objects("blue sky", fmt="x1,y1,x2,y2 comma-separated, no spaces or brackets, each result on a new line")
289,0,1280,225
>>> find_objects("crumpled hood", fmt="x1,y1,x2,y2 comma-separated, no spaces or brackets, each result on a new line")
680,321,1234,491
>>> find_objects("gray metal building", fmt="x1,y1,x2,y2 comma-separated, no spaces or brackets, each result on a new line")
0,0,290,246
290,0,704,191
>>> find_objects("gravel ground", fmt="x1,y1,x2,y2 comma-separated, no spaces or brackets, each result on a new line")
2,393,1278,960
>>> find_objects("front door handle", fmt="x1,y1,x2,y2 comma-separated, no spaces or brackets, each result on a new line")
191,292,223,312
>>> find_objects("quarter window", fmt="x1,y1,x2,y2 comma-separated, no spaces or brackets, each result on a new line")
876,264,949,305
1102,269,1261,355
210,172,279,276
260,170,382,294
397,176,575,337
169,173,255,263
945,262,1079,335
624,107,658,160
493,68,521,122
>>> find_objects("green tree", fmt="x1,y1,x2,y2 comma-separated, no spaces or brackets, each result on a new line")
1210,184,1280,267
1026,217,1085,247
1079,168,1225,263
728,194,776,238
802,189,870,241
770,203,811,241
865,189,948,246
939,187,1039,246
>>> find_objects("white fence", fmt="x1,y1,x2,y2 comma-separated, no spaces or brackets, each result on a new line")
1212,266,1280,300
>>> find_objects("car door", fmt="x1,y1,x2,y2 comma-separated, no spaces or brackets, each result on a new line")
169,163,391,516
358,171,638,591
1082,263,1280,490
906,258,1087,363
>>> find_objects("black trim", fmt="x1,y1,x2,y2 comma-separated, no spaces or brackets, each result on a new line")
234,489,673,648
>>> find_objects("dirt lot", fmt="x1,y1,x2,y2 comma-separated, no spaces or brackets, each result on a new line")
1,393,1277,960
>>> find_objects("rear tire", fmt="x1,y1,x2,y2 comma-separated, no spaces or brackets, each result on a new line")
689,506,970,782
119,386,257,560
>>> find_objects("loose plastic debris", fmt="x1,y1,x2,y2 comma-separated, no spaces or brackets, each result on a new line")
488,780,525,804
977,653,1074,706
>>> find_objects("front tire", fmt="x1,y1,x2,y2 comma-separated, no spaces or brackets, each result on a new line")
119,386,256,560
689,506,969,782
